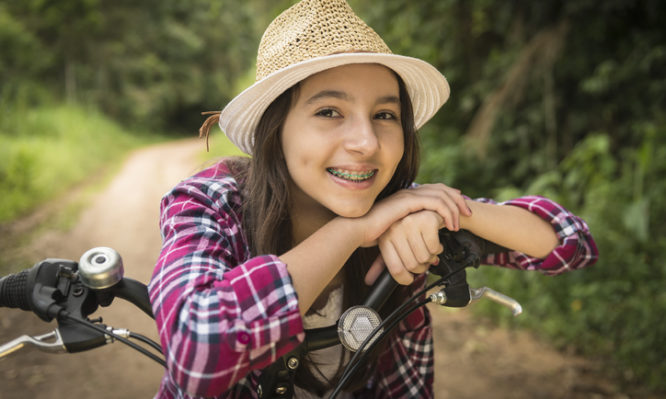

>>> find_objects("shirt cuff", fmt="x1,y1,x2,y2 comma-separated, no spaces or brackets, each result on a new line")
222,255,304,352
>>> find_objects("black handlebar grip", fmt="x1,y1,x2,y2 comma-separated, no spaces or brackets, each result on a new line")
0,270,31,311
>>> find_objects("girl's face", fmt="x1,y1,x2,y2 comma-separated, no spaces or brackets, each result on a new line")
281,63,404,219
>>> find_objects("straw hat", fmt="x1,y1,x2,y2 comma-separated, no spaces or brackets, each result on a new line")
218,0,450,154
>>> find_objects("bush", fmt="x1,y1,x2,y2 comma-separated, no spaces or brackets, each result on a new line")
0,104,153,223
466,128,666,392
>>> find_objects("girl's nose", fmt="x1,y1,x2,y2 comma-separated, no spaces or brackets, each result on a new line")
343,117,379,155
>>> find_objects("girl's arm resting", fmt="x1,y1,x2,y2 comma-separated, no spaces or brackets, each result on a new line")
463,195,599,275
462,198,559,258
281,183,474,313
280,217,363,315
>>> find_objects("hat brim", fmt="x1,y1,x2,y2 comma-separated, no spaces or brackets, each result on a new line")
219,53,450,154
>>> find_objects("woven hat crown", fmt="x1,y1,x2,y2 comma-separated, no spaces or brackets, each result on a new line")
256,0,392,81
218,0,450,154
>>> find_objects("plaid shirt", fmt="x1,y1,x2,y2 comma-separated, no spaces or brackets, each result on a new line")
148,160,598,398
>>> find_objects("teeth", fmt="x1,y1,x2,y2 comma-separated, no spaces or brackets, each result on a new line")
327,168,376,182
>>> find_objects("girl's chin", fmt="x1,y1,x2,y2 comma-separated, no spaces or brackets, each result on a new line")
330,204,373,218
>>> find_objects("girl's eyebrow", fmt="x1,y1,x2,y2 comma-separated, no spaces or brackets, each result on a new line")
305,90,349,104
376,95,400,105
304,90,400,105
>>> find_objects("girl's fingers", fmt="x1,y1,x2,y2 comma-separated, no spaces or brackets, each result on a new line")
436,205,455,231
378,214,442,285
423,184,471,226
379,240,414,285
390,234,424,274
459,196,473,217
439,192,460,231
360,183,468,248
364,255,385,285
402,186,463,231
407,228,438,266
423,229,444,255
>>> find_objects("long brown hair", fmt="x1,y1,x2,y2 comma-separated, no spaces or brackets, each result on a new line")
231,71,420,394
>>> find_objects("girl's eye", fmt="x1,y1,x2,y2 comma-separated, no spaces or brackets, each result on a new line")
375,111,398,120
315,108,341,118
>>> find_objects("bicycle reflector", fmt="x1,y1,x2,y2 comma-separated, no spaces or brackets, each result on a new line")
337,306,383,352
78,247,124,290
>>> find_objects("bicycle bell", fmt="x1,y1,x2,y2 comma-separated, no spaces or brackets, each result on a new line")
78,247,124,290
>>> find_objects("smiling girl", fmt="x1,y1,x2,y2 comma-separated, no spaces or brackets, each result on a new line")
148,1,598,398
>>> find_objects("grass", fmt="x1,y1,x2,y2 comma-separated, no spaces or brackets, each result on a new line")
0,103,249,275
0,103,165,275
0,103,162,224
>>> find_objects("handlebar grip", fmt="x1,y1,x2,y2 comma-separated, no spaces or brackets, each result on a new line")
452,230,508,255
0,270,31,311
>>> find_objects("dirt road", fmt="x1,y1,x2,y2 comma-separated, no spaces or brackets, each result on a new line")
0,139,634,398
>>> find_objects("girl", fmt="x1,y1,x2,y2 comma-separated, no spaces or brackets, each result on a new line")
149,1,598,398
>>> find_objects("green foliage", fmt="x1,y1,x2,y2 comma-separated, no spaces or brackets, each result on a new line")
0,0,282,133
0,104,155,223
353,0,666,393
2,0,665,394
469,128,666,390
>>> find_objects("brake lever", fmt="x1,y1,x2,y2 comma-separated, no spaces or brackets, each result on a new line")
429,286,522,316
0,330,66,358
470,287,523,316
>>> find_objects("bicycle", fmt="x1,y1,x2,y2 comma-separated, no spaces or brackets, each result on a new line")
0,229,522,399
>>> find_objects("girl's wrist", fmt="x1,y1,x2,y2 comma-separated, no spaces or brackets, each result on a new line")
330,216,367,247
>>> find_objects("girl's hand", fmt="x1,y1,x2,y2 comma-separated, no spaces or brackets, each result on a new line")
355,183,471,249
365,210,443,285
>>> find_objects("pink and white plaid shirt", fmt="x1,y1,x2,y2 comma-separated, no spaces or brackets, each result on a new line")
148,159,598,398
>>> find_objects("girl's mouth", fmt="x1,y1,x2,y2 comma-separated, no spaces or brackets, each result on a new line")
326,168,377,182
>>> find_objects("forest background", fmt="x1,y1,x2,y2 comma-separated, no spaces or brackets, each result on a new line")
1,0,664,395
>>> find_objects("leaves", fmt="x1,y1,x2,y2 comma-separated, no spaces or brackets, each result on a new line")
0,0,277,132
2,0,666,393
354,0,666,392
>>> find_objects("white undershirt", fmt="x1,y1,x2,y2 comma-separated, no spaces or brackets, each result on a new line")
293,286,352,399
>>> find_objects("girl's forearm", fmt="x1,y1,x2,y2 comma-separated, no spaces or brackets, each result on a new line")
279,217,361,315
461,200,559,258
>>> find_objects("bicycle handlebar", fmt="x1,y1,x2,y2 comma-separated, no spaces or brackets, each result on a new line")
0,250,158,360
0,268,31,310
0,230,520,398
304,229,510,352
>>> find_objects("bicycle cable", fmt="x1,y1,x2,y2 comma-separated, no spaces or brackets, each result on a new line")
329,297,431,398
330,280,438,398
59,311,166,367
331,263,468,398
129,331,163,354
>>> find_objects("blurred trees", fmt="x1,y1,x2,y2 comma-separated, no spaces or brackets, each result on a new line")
0,0,288,132
351,0,665,191
350,0,666,393
1,0,665,393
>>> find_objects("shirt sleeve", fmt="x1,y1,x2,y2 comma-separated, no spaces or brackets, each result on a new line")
475,195,599,275
148,167,304,397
